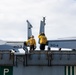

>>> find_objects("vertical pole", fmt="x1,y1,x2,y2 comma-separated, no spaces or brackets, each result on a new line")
68,66,70,75
64,66,66,75
72,66,74,75
25,54,28,66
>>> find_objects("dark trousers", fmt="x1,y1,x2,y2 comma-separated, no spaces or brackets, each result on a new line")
30,45,34,51
40,44,45,50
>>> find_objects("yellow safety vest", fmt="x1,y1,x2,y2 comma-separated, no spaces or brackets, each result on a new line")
26,38,36,46
38,35,47,44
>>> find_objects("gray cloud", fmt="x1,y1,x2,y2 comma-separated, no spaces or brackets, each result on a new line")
0,0,76,41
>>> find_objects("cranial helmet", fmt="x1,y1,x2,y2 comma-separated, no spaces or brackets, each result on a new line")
40,32,43,35
31,35,34,38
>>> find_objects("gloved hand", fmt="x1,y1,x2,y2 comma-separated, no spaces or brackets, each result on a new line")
24,41,27,46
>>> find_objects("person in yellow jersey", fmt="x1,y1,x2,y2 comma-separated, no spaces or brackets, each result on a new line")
26,35,36,52
38,32,47,50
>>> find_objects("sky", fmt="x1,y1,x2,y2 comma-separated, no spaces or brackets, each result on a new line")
0,0,76,43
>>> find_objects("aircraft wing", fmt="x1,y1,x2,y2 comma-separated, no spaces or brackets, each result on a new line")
0,40,26,51
0,40,6,45
48,39,76,50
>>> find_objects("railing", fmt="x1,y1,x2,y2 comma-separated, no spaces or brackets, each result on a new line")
1,50,76,66
0,50,14,66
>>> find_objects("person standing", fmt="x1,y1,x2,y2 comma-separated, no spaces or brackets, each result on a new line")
26,35,36,52
38,32,47,50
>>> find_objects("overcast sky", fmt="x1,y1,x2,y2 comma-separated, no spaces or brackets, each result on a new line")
0,0,76,42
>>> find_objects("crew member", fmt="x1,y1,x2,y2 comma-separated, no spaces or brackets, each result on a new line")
26,35,36,52
38,32,47,50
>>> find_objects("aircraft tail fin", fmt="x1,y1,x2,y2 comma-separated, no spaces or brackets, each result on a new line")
26,20,33,39
38,17,46,43
39,17,46,34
